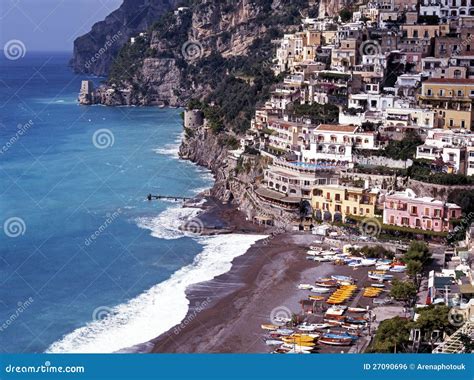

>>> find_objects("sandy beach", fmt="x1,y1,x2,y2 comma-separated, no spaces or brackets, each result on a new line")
150,198,406,353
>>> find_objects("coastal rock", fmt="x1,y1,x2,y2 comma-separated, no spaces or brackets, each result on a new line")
71,0,180,75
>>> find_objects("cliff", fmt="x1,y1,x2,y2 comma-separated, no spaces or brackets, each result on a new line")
71,0,180,76
81,0,313,108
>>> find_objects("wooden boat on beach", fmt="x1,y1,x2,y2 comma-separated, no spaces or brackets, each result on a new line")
308,295,325,301
261,324,279,330
347,307,367,313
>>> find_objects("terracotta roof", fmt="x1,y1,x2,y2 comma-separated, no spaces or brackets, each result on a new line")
315,124,358,133
424,78,474,84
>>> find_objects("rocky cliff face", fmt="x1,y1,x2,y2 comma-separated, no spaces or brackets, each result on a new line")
86,0,313,106
71,0,179,75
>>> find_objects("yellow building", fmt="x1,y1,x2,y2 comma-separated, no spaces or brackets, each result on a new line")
418,78,474,130
311,185,379,222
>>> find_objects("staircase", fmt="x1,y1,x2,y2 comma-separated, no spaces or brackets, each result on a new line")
432,321,474,354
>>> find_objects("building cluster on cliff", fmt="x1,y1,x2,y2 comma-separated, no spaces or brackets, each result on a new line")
181,0,474,242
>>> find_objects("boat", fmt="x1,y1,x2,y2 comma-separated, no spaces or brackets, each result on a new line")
348,260,363,267
319,336,353,346
390,265,406,272
375,264,391,271
312,256,330,262
310,286,332,293
297,323,323,332
279,345,312,354
347,307,367,313
370,283,385,288
361,258,377,266
309,245,322,251
314,279,338,288
306,250,321,256
265,339,283,345
298,283,313,290
273,316,291,324
274,328,294,335
261,324,279,330
308,295,325,301
331,275,354,283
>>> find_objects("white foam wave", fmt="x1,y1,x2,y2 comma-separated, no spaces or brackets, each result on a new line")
46,233,266,353
135,205,202,240
153,132,184,159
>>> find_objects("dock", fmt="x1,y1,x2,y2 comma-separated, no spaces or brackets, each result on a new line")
147,194,192,202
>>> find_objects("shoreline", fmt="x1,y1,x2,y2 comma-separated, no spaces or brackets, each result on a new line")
148,197,337,353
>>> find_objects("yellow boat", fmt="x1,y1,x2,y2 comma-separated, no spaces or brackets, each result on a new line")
282,339,316,347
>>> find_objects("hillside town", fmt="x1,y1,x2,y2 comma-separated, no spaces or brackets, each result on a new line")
180,0,474,353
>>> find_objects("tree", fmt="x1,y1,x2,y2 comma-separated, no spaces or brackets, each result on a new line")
406,241,430,261
368,317,410,353
414,305,457,351
339,8,353,22
406,260,423,278
390,279,417,306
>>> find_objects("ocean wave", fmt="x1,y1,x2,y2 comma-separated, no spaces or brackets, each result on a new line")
46,233,266,353
135,205,203,240
153,132,184,159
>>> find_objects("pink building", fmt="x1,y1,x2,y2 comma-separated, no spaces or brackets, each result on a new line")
383,189,462,233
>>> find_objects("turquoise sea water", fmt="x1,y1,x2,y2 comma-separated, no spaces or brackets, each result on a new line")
0,52,228,352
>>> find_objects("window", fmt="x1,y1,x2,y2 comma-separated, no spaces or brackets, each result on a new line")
458,90,463,96
424,207,430,216
390,215,395,224
335,194,341,201
427,88,432,96
462,120,466,128
449,119,454,127
353,207,357,214
411,206,418,214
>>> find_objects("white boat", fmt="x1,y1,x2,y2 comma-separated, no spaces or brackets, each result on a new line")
312,256,330,262
297,323,321,332
371,283,385,288
361,258,377,266
281,343,314,352
306,250,320,256
298,283,313,290
265,339,283,345
273,316,292,324
274,328,294,335
375,264,391,271
309,245,322,251
348,260,363,267
310,286,331,293
390,266,406,272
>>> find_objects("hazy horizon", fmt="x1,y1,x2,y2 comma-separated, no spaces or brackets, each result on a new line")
0,0,123,52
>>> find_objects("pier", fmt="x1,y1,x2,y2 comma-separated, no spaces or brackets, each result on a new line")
147,194,192,202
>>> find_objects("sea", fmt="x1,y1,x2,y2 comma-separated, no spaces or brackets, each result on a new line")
0,52,263,353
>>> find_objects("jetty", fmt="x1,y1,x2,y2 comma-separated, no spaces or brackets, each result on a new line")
147,194,192,202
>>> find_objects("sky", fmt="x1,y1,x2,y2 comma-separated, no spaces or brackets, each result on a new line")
0,0,123,52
